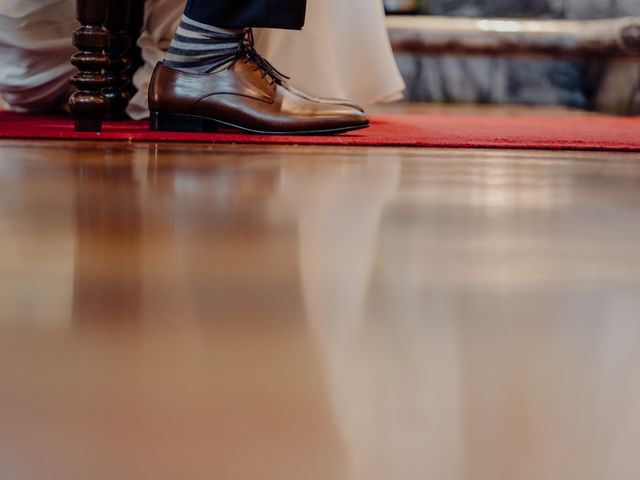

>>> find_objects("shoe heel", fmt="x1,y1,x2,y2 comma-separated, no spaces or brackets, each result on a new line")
150,111,206,133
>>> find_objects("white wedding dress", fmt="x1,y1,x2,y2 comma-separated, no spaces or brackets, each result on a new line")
0,0,76,112
0,0,405,117
255,0,405,104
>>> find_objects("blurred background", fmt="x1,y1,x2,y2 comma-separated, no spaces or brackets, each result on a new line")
384,0,640,114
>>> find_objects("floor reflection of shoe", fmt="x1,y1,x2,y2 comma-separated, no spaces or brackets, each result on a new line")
149,43,369,135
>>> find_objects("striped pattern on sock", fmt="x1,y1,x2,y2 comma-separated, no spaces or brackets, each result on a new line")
164,15,244,74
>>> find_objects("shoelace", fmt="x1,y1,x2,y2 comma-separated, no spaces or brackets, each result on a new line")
238,28,289,85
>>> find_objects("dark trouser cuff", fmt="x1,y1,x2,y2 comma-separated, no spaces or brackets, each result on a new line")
184,0,307,30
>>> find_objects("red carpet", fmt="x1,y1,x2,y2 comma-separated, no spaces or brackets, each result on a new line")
0,111,639,151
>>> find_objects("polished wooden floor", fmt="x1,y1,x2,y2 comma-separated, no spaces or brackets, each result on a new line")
1,136,640,480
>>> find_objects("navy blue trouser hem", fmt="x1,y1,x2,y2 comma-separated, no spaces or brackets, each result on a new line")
184,0,308,30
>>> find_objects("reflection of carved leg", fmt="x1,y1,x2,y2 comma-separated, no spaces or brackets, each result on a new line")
104,0,132,120
70,1,109,132
72,153,144,326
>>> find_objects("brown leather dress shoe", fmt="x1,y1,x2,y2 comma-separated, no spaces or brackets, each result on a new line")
148,60,369,135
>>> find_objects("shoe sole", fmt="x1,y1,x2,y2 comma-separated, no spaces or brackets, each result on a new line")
149,111,369,136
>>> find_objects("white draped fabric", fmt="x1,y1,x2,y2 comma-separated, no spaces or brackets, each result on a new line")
256,0,404,104
0,0,76,112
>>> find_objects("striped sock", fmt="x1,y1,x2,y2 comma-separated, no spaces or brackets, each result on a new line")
163,15,244,74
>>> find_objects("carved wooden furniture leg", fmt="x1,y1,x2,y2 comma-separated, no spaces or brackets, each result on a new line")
128,0,146,76
104,0,132,120
70,0,109,132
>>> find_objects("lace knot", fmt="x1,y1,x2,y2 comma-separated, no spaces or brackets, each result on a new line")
238,28,289,85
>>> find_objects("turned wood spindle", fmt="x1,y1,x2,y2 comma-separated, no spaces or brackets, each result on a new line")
104,0,133,120
70,0,110,132
128,0,146,79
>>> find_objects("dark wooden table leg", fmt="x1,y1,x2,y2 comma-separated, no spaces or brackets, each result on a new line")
128,0,146,79
104,0,132,120
69,0,109,132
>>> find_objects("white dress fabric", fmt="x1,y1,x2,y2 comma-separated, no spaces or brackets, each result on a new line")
0,0,77,112
255,0,405,105
0,0,405,118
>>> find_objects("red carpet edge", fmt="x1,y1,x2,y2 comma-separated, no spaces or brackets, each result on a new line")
0,111,639,151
